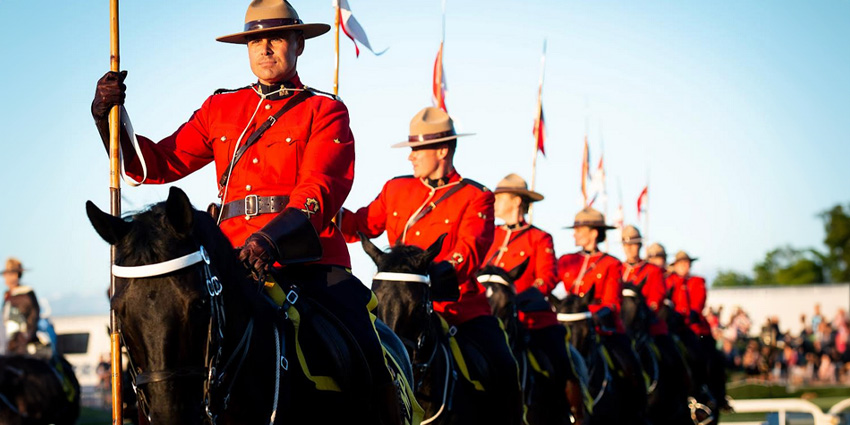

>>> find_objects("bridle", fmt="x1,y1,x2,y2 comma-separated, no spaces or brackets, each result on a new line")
372,271,453,425
112,245,237,424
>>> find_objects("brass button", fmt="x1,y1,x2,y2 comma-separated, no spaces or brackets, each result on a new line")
252,158,259,164
245,185,252,191
596,273,602,279
285,137,292,143
265,104,272,110
220,136,227,142
392,211,398,217
579,292,585,297
520,251,526,256
444,219,450,224
499,262,505,267
415,231,421,236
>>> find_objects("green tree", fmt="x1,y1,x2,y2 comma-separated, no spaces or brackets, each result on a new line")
753,246,824,285
822,204,850,282
713,270,754,287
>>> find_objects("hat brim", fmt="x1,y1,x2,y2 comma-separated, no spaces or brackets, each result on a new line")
216,23,331,44
1,268,23,274
564,224,617,230
622,238,644,245
673,257,699,263
493,188,544,202
391,133,475,149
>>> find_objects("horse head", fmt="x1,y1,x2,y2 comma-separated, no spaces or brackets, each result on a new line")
476,260,528,321
620,280,650,339
360,233,445,359
553,285,595,356
87,187,251,423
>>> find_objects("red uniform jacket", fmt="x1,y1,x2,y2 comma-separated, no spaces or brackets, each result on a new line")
622,261,669,336
122,74,354,268
665,273,711,336
557,252,625,334
484,223,558,329
340,171,495,325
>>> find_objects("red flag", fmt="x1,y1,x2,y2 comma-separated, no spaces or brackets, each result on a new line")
432,42,447,112
533,105,545,156
637,185,649,220
581,136,590,206
336,0,386,58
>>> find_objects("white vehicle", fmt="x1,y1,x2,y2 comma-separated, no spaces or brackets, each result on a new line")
50,314,111,389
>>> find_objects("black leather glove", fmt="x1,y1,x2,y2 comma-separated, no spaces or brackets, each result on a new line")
593,306,619,335
428,261,460,302
688,310,702,325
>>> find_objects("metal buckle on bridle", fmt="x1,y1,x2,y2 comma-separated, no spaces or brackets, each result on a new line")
285,290,299,306
244,194,259,218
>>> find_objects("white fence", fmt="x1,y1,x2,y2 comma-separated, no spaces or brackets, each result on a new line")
723,398,845,425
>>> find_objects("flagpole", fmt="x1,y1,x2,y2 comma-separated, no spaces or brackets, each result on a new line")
645,167,651,244
333,1,341,96
108,0,124,422
529,39,546,224
600,124,608,252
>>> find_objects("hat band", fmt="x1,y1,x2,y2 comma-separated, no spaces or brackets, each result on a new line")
573,220,607,228
244,18,304,32
408,129,456,143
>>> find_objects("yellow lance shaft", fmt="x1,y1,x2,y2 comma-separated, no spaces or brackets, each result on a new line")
333,3,341,96
108,0,124,423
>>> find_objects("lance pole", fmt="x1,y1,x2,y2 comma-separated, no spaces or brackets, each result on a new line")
528,39,546,224
108,0,124,423
333,2,341,96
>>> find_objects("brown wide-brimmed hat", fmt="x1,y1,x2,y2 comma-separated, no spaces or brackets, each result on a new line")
646,243,666,259
621,225,643,245
2,257,24,275
493,174,544,202
671,250,699,264
565,207,616,230
391,107,474,148
216,0,331,44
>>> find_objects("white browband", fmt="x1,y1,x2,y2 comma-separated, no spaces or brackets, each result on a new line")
557,312,593,323
373,272,430,284
622,288,639,298
477,274,511,286
112,248,207,279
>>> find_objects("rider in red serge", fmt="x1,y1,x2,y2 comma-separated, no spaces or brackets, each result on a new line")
620,225,669,337
339,107,522,424
484,173,587,421
666,251,711,337
91,1,399,423
557,207,648,422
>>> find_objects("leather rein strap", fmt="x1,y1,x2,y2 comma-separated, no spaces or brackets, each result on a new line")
397,180,469,245
218,90,313,188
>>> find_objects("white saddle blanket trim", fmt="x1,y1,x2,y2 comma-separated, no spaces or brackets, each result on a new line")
373,272,430,284
112,250,203,278
477,274,510,286
557,312,593,323
118,106,148,187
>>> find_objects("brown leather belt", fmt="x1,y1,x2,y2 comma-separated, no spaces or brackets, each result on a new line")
220,195,290,221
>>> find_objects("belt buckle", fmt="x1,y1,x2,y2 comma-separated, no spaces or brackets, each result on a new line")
244,194,259,218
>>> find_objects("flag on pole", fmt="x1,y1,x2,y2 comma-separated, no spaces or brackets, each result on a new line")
335,0,386,57
637,185,649,220
613,204,625,229
533,40,547,156
581,136,590,206
433,42,447,112
590,156,605,198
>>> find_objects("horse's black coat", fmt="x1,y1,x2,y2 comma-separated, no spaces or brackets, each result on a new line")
0,355,80,425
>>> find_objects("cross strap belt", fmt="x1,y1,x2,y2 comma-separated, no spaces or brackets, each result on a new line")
220,195,290,221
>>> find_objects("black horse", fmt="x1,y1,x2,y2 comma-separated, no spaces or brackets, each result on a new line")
655,294,725,425
620,282,692,424
0,354,80,425
361,234,508,425
552,287,642,425
86,187,414,424
477,263,588,425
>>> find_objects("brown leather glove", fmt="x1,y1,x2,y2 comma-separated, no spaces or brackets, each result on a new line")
92,71,128,151
239,233,276,281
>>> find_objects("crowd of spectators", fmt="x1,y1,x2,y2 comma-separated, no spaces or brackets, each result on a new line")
707,303,850,385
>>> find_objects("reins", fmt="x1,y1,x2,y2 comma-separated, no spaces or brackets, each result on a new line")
112,245,267,425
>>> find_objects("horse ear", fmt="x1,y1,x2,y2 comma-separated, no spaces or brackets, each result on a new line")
507,258,530,282
359,232,384,266
424,233,448,264
637,277,647,293
165,187,194,237
86,201,132,245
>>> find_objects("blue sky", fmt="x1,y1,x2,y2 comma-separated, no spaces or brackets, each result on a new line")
0,1,848,316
